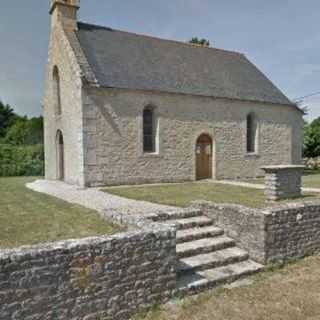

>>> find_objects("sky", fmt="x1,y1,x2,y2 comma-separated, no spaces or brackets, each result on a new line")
0,0,319,121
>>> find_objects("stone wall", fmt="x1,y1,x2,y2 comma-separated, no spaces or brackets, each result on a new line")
193,200,320,264
193,201,266,263
0,213,176,320
264,202,320,263
82,87,303,187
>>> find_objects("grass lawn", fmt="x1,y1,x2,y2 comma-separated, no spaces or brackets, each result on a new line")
105,182,318,209
245,170,320,189
302,170,320,188
0,177,123,249
134,255,320,320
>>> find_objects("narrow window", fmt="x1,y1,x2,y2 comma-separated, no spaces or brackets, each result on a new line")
53,66,62,115
143,107,156,153
247,113,257,153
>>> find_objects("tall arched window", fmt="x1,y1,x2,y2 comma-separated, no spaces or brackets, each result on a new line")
143,107,157,153
56,130,65,180
53,66,62,116
246,113,258,153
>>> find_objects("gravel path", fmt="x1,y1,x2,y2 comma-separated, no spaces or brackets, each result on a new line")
27,180,176,215
211,180,320,193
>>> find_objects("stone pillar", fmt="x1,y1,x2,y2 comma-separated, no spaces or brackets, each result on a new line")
261,165,305,201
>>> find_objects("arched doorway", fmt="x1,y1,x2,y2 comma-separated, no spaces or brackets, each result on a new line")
195,134,213,180
56,130,65,181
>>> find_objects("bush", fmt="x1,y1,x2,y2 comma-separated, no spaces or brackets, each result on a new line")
304,117,320,158
0,144,44,177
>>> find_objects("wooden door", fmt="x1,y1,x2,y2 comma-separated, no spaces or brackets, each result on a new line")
196,134,212,180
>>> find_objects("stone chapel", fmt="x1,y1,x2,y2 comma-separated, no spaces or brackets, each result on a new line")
44,0,303,187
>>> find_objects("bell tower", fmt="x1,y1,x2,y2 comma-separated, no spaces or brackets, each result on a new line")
50,0,80,30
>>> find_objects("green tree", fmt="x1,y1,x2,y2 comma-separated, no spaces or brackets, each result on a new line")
189,37,210,47
4,116,43,145
304,117,320,158
26,116,43,144
0,101,19,138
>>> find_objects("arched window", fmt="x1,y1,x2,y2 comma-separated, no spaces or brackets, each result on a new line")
56,130,64,180
246,113,258,153
53,66,62,115
143,107,157,153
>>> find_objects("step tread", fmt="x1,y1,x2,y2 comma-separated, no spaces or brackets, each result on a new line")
177,236,235,255
177,226,223,241
153,209,203,222
177,247,249,272
163,209,203,220
169,216,213,229
177,260,263,292
201,260,263,282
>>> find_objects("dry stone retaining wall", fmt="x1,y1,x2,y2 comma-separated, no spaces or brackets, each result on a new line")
193,201,266,263
264,202,320,263
193,200,320,264
0,211,176,320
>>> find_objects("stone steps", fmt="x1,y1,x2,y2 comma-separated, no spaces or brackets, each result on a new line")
155,209,203,221
169,216,213,230
176,260,263,295
176,226,224,244
177,236,235,259
177,247,249,274
158,208,263,296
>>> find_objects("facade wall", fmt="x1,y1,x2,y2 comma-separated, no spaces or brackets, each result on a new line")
0,224,176,320
43,22,85,186
82,87,303,186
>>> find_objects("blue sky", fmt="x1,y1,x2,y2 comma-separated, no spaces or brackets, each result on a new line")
0,0,319,121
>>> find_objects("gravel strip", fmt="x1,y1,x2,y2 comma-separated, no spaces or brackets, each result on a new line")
27,180,177,216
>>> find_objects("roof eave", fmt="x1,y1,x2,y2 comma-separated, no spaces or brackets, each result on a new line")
86,83,303,112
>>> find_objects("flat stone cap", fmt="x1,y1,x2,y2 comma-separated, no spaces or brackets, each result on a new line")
261,165,305,171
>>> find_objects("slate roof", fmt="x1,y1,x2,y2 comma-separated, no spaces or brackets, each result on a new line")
75,22,294,106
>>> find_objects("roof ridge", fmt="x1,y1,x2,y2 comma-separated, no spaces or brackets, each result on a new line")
77,21,243,56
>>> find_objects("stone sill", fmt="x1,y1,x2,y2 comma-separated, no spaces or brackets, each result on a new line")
244,152,260,158
140,152,162,159
261,165,305,171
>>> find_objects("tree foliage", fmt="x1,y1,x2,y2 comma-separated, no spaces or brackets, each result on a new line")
189,37,210,47
0,101,20,138
4,116,43,145
0,99,44,176
304,117,320,158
